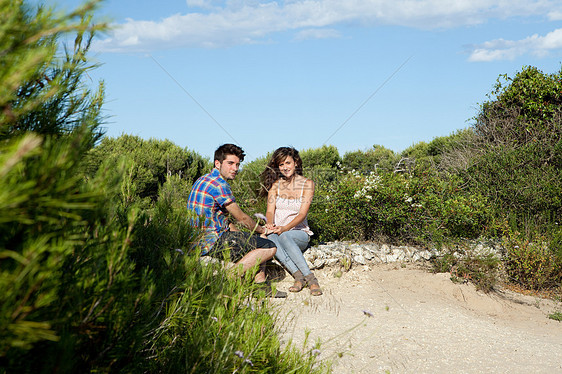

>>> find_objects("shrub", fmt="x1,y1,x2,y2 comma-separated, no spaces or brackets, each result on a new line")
309,166,491,245
548,311,562,322
443,66,562,232
432,251,500,293
0,1,327,372
462,142,562,221
300,145,340,170
229,155,269,217
83,135,211,203
143,256,329,373
0,132,152,372
503,231,562,290
0,0,106,143
400,129,474,169
342,144,399,174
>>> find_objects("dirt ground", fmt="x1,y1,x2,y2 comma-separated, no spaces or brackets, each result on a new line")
271,263,562,374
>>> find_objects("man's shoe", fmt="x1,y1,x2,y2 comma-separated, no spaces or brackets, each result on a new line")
255,282,287,298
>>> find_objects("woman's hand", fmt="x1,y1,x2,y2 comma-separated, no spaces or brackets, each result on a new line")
271,225,286,234
262,225,275,235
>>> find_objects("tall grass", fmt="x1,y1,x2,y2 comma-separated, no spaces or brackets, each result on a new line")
143,254,330,373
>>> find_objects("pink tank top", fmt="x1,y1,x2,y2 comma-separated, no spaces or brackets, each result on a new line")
274,180,313,236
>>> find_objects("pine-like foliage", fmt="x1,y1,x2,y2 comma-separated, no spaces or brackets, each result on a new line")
0,2,329,373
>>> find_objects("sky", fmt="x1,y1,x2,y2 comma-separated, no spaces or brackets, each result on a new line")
45,0,562,161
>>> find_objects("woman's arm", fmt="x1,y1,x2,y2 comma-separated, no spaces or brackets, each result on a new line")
273,179,315,234
265,180,278,230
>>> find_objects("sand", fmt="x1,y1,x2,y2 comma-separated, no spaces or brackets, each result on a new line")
272,263,562,374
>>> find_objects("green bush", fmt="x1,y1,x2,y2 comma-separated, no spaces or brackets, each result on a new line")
0,0,105,143
83,135,211,204
463,142,562,221
450,66,562,231
428,65,562,291
432,251,500,293
0,1,328,372
402,128,476,172
309,167,491,245
144,256,329,373
342,144,399,174
300,145,340,170
503,231,562,290
230,155,269,217
0,132,148,372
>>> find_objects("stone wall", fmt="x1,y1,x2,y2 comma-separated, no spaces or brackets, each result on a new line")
303,240,503,270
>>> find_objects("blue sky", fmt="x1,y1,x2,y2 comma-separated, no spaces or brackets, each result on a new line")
47,0,562,161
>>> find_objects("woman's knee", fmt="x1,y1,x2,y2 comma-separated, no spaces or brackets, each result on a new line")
279,232,308,250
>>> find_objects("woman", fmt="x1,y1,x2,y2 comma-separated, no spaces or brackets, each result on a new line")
260,147,322,296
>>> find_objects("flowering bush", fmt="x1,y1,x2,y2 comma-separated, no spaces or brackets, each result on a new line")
309,166,491,245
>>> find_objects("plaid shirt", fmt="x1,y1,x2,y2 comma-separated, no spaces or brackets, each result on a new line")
187,168,234,254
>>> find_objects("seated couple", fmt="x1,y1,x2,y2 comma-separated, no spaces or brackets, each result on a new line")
187,143,322,298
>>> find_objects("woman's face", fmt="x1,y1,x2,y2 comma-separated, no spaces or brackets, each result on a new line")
278,156,296,179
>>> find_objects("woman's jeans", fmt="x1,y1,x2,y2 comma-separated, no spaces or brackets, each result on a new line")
267,230,311,276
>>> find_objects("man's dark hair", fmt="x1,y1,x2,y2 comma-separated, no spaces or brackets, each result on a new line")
214,144,245,163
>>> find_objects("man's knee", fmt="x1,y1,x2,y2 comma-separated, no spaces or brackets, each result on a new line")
255,246,276,260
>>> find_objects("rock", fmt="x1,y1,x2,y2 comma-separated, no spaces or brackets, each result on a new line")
301,239,500,269
363,250,375,260
418,250,433,260
312,258,326,269
325,258,340,267
354,254,366,265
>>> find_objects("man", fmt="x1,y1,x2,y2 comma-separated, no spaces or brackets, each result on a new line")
187,144,286,298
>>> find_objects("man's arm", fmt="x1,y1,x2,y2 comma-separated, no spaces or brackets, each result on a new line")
265,180,278,230
225,201,267,235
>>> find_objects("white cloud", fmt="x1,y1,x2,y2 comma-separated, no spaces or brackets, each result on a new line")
186,0,211,8
547,10,562,20
93,0,561,52
294,28,341,41
468,28,562,61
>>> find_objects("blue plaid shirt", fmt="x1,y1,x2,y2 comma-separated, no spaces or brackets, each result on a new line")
187,168,234,254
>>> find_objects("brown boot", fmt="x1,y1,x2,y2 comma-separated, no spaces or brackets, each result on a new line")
304,273,323,296
289,270,305,292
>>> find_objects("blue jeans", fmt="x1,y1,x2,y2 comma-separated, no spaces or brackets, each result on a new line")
267,230,311,276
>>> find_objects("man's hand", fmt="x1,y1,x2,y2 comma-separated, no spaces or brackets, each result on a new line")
225,201,265,234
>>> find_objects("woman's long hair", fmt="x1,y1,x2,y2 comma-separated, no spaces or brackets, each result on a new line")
259,147,303,197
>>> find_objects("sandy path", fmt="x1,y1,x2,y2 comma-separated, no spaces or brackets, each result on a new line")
272,263,562,374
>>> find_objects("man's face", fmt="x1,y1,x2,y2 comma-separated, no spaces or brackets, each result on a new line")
215,154,240,180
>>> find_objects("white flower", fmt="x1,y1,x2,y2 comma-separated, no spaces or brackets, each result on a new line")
254,213,267,222
234,351,244,358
